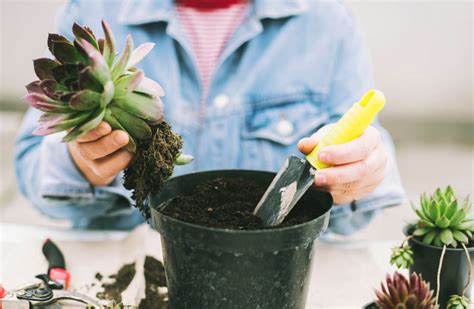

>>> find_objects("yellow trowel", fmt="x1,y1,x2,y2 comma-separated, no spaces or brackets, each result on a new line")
253,89,386,226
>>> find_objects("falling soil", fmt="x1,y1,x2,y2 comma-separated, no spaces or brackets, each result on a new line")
96,262,136,303
138,256,168,309
161,177,317,230
95,256,168,308
124,121,183,219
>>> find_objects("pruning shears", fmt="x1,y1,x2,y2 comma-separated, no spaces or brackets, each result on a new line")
0,239,102,308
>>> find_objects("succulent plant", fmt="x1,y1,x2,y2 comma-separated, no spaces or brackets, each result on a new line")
374,272,436,309
26,21,163,150
446,295,471,309
25,21,192,218
390,244,414,269
412,186,473,248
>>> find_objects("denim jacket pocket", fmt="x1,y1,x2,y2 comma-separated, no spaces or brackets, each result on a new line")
240,90,330,170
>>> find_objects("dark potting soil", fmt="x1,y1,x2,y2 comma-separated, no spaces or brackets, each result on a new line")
124,121,183,219
95,256,168,308
96,262,136,303
161,177,317,230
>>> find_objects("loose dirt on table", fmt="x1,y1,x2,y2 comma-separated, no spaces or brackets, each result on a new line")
160,177,317,230
95,256,168,308
96,262,136,303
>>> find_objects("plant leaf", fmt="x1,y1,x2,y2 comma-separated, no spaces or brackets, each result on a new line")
77,39,111,85
33,58,60,80
452,230,469,244
112,92,163,122
110,106,151,140
69,90,102,111
422,230,437,245
111,35,133,80
135,76,165,97
72,22,99,50
435,216,450,228
63,107,106,142
175,153,194,165
127,42,155,69
101,81,115,107
114,70,144,97
439,229,454,246
101,20,116,68
52,64,81,86
104,108,136,152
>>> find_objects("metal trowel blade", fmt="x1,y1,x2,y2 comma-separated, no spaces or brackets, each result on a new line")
254,156,316,226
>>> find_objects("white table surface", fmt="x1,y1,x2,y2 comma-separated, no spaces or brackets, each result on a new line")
1,223,403,308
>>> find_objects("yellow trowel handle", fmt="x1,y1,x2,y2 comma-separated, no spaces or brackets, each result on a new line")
306,89,386,170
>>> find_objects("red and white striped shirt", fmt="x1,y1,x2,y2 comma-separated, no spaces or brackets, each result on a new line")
176,1,249,99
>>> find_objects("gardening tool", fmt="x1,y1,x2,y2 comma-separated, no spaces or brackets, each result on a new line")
254,89,386,226
0,239,103,308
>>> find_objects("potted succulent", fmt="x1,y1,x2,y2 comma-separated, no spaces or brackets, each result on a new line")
364,271,436,309
24,21,193,218
149,170,333,308
390,186,474,308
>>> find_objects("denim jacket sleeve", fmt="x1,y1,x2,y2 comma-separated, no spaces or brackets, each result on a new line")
13,3,138,229
323,12,405,235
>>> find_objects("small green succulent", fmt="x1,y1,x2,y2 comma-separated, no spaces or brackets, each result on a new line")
412,186,474,248
390,244,414,269
447,295,471,309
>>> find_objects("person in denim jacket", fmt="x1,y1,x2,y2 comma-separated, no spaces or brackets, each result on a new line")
14,0,405,233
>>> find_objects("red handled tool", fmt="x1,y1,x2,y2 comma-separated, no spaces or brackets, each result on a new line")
42,239,70,289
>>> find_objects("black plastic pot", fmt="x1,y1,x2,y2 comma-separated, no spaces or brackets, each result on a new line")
149,170,333,309
362,302,377,309
404,225,474,307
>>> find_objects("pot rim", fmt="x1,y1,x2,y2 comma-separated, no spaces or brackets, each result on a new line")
403,224,474,252
150,169,333,235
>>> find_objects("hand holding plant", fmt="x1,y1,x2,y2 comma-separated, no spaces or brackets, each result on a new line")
24,21,192,217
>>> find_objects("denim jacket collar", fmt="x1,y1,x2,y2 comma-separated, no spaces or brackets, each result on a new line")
118,0,308,25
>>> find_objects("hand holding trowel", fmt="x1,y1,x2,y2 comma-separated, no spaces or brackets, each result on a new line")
254,89,386,226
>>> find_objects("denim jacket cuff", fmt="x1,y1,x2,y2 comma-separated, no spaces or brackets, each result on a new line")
39,134,95,199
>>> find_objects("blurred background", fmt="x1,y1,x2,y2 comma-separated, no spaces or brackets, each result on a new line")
0,0,473,237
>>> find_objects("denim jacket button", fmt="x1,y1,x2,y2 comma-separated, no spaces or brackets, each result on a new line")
213,94,229,109
277,118,294,136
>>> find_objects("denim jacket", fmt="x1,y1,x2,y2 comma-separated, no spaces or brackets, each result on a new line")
14,0,405,233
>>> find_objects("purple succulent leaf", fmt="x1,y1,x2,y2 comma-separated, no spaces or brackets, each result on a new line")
32,125,58,136
50,39,85,64
114,70,144,97
78,68,103,92
135,76,165,97
25,81,44,95
69,90,102,111
47,33,71,54
77,39,111,85
24,93,71,113
72,22,99,50
52,63,80,86
39,79,69,100
127,42,155,70
98,38,105,54
111,35,133,80
38,113,69,127
33,58,60,80
101,20,116,68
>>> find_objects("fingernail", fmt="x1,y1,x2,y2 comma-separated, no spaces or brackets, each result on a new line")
319,152,330,163
315,174,326,185
114,132,128,145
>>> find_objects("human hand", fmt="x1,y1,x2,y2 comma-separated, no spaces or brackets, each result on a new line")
298,124,388,205
68,121,133,186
